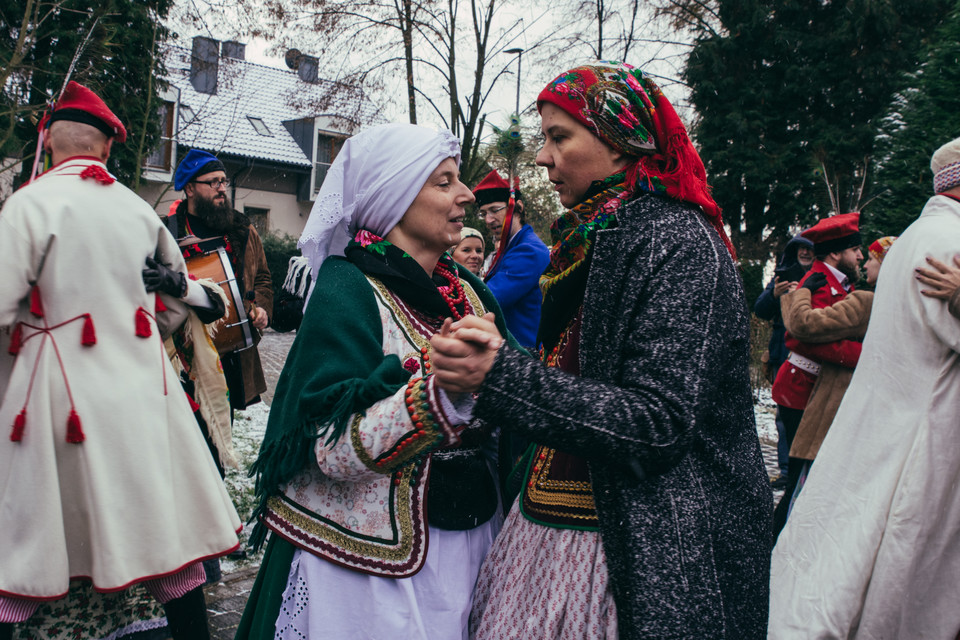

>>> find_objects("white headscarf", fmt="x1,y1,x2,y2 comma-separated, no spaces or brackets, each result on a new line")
298,123,462,301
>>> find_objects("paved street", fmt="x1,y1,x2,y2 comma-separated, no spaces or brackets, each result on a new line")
202,329,784,639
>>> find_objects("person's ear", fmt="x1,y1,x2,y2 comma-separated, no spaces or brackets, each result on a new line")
101,137,114,162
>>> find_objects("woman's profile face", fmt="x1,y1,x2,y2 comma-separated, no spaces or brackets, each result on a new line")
391,157,475,261
536,102,627,208
452,236,485,275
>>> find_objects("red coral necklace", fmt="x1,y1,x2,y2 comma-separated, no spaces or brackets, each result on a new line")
434,263,465,320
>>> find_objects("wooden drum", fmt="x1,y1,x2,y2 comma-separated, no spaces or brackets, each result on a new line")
182,244,254,354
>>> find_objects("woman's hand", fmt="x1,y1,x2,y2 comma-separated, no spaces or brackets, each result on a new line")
916,255,960,300
430,313,502,394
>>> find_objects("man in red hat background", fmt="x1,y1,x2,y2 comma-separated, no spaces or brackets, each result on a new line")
769,211,863,538
0,81,240,639
770,234,897,537
473,170,549,351
770,136,960,639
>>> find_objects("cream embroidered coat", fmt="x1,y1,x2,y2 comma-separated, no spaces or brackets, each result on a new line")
0,158,240,600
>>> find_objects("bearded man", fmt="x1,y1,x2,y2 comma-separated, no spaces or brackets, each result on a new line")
168,150,273,414
769,211,863,538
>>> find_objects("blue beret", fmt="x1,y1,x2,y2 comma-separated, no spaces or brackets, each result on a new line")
174,149,226,191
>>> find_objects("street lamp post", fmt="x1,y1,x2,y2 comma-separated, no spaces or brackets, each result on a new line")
505,47,524,114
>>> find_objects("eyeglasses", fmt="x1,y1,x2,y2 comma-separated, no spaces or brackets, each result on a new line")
193,178,230,189
480,205,507,219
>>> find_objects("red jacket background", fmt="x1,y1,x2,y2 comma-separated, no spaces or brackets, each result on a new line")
771,261,862,409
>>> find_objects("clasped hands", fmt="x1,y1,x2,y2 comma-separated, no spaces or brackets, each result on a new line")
429,312,503,395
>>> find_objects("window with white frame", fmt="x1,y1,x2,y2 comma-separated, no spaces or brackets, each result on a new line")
144,100,176,171
314,133,343,195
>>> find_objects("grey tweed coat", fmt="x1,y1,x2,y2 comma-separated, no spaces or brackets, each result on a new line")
475,194,773,639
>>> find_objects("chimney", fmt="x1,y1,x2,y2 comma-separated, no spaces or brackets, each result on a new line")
190,36,219,94
297,55,319,84
222,41,245,61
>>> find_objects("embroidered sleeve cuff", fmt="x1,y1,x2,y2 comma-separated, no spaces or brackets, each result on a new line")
370,376,461,472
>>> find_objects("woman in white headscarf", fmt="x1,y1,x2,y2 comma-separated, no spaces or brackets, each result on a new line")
236,123,518,639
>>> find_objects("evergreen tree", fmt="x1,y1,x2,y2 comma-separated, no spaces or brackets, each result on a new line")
679,0,950,262
0,0,173,189
868,3,960,239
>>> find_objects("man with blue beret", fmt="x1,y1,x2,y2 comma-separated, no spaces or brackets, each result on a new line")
168,149,273,417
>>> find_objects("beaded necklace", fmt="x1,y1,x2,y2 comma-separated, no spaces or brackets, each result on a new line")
433,263,466,320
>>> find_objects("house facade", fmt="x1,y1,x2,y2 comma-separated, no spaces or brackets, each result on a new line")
139,36,378,238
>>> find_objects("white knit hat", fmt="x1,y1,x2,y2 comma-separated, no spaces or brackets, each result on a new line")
931,137,960,193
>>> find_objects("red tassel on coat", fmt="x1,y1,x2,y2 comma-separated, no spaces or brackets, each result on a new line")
155,295,167,313
29,286,44,318
66,409,85,443
10,409,26,441
81,314,96,346
186,392,200,412
8,324,22,355
135,307,152,338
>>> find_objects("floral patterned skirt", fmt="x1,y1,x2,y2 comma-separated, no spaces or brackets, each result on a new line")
11,582,167,640
469,502,618,639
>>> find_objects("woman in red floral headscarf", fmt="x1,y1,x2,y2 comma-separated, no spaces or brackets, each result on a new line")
431,62,772,639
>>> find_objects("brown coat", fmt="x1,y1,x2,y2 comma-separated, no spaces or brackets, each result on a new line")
780,288,873,460
230,223,273,408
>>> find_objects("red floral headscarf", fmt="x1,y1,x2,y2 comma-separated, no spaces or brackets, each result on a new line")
538,62,735,259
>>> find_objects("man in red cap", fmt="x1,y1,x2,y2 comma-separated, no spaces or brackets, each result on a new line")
0,81,240,639
770,136,960,639
472,169,549,350
769,211,863,537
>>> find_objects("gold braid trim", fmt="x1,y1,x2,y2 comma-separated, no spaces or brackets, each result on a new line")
350,413,382,473
267,461,419,561
461,278,486,317
526,447,598,511
366,276,430,352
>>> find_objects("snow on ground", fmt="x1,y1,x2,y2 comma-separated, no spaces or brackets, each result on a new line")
754,387,779,446
220,402,270,574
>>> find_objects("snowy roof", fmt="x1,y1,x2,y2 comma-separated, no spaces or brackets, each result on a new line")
164,45,378,168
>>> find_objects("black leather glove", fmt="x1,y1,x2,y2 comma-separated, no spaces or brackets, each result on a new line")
143,256,187,297
801,271,828,293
